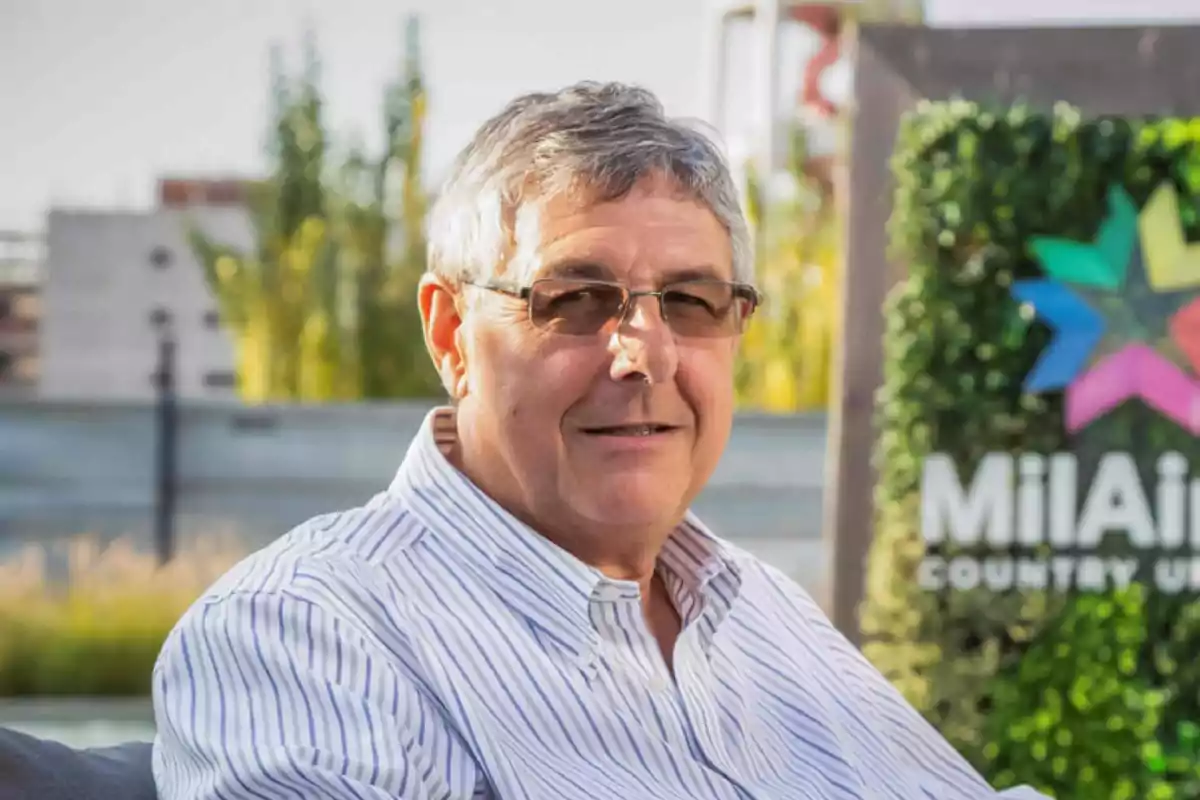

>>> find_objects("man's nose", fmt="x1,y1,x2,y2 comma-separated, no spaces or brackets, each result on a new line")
607,294,679,385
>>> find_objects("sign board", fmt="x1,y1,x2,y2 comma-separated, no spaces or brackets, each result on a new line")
919,181,1200,594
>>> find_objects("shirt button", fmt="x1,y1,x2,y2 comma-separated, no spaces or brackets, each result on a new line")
649,675,669,693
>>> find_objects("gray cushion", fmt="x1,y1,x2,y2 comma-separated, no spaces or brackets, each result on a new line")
0,727,155,800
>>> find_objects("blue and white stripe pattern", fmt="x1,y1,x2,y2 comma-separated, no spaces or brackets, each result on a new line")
153,408,1046,799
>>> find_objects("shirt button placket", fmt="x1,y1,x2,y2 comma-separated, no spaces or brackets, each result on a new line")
676,633,756,799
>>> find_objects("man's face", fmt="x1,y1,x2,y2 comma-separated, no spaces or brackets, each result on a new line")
455,177,740,543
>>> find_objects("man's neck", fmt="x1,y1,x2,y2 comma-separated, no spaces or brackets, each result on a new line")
441,411,685,663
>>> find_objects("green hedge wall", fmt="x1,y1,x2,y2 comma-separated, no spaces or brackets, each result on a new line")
862,100,1200,799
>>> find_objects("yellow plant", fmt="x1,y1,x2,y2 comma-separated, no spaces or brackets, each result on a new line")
737,147,842,413
0,535,242,697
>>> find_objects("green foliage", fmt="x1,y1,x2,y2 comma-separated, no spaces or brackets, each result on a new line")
0,537,239,697
353,15,439,400
862,100,1200,797
0,618,164,697
191,16,441,403
982,588,1166,798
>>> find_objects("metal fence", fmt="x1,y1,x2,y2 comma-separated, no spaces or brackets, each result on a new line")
0,399,829,586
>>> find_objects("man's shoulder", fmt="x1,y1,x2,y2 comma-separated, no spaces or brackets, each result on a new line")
197,490,430,605
710,537,846,642
717,539,825,611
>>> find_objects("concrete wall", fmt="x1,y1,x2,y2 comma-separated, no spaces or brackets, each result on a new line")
0,400,830,589
40,207,248,401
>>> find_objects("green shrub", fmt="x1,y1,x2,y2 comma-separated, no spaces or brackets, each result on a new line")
0,536,239,697
861,100,1200,798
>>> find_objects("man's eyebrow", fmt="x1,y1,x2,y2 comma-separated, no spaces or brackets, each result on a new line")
539,259,613,280
666,266,726,283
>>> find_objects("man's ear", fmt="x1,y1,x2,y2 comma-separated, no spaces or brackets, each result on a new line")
418,274,468,400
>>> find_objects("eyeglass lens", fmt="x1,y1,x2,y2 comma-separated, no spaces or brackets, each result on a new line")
526,279,756,337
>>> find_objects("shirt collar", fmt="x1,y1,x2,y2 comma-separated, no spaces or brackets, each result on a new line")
389,407,743,664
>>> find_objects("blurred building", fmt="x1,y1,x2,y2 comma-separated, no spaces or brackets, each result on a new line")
703,0,870,195
0,231,43,398
923,0,1199,26
39,177,255,401
158,176,253,209
702,0,1197,191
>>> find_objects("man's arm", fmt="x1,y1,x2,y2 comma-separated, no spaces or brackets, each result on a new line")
759,564,1055,799
152,587,483,800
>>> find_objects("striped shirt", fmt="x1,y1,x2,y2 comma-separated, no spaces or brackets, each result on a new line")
153,408,1045,799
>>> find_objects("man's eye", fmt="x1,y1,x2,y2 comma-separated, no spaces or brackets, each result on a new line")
551,289,599,305
666,291,717,312
557,287,619,305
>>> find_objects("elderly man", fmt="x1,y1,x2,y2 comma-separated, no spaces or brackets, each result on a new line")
152,82,1046,799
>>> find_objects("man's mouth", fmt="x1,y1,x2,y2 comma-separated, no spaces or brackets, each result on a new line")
580,424,678,437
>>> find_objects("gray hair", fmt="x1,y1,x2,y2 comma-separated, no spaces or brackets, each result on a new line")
426,81,753,286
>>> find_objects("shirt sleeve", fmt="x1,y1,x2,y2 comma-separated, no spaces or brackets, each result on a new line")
151,586,484,800
757,562,1049,799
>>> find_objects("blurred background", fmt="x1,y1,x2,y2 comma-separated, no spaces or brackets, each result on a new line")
2,1,1200,795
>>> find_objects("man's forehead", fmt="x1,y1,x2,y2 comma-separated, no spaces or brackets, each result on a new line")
538,257,728,284
506,188,733,283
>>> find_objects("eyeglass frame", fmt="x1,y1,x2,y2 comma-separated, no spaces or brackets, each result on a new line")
462,276,764,337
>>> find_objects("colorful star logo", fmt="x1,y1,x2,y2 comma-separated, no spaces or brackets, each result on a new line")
1012,182,1200,433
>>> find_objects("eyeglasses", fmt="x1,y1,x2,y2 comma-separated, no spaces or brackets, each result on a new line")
467,277,762,338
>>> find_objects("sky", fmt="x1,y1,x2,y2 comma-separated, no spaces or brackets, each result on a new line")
0,0,715,232
2,0,1199,233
